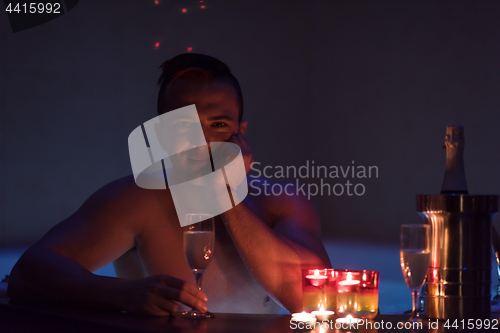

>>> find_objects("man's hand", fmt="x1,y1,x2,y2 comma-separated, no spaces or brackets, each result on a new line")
228,120,254,174
124,275,207,316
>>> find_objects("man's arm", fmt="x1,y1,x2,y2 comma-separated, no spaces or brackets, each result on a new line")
224,130,330,312
8,177,208,316
221,193,331,313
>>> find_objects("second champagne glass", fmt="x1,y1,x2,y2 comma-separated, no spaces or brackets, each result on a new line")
181,213,215,318
400,224,431,322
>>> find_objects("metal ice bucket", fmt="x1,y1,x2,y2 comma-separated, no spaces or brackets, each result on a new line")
417,194,499,320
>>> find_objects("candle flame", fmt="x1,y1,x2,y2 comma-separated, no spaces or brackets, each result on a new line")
336,314,363,324
314,269,320,276
319,304,324,311
338,271,360,286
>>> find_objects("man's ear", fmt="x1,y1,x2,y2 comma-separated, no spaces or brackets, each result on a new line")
239,120,248,135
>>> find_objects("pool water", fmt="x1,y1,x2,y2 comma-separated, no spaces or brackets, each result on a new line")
0,240,434,314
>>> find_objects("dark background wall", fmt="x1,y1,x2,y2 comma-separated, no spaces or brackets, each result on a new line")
1,0,500,247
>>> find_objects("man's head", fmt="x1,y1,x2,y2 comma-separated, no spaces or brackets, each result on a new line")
157,53,243,122
155,53,247,175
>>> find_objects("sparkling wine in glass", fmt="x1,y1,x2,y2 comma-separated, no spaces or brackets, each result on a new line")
181,213,215,318
400,224,431,322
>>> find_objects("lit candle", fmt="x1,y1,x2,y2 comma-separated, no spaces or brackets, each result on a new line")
337,272,360,286
305,269,328,287
302,268,336,313
291,311,317,324
337,270,378,320
337,271,361,317
311,305,335,321
336,314,364,324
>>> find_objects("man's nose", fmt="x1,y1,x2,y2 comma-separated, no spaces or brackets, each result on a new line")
185,126,207,148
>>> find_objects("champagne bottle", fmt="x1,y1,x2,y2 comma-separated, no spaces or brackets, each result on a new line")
440,123,468,194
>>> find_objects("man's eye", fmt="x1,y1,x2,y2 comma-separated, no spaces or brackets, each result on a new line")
211,122,227,128
176,121,191,128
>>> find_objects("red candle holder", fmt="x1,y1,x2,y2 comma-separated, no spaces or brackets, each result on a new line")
302,268,337,312
336,269,379,320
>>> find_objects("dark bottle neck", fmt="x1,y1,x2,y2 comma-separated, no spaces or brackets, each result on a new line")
440,124,468,194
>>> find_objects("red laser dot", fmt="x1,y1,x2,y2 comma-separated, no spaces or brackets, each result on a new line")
182,8,187,13
155,42,160,49
201,5,205,8
442,145,447,149
154,0,158,4
200,0,203,2
187,47,193,52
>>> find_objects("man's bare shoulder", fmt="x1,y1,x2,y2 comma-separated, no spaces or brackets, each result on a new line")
246,177,318,220
31,175,178,269
245,178,326,263
76,175,176,228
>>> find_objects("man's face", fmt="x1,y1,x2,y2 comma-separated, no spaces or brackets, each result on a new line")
157,78,242,175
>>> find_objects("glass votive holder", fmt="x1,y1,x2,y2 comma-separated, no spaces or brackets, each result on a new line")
302,268,337,312
336,269,379,320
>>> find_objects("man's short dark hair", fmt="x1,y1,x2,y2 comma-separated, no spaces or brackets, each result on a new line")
157,53,243,122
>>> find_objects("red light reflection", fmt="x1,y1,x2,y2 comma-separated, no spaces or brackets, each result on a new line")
187,47,193,52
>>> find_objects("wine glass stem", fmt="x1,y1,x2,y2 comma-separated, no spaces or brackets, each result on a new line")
411,290,419,320
194,271,204,290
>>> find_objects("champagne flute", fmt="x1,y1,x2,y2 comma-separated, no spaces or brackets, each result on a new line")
181,213,215,318
400,224,431,322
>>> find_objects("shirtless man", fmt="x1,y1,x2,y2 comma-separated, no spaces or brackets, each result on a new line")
8,53,331,316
